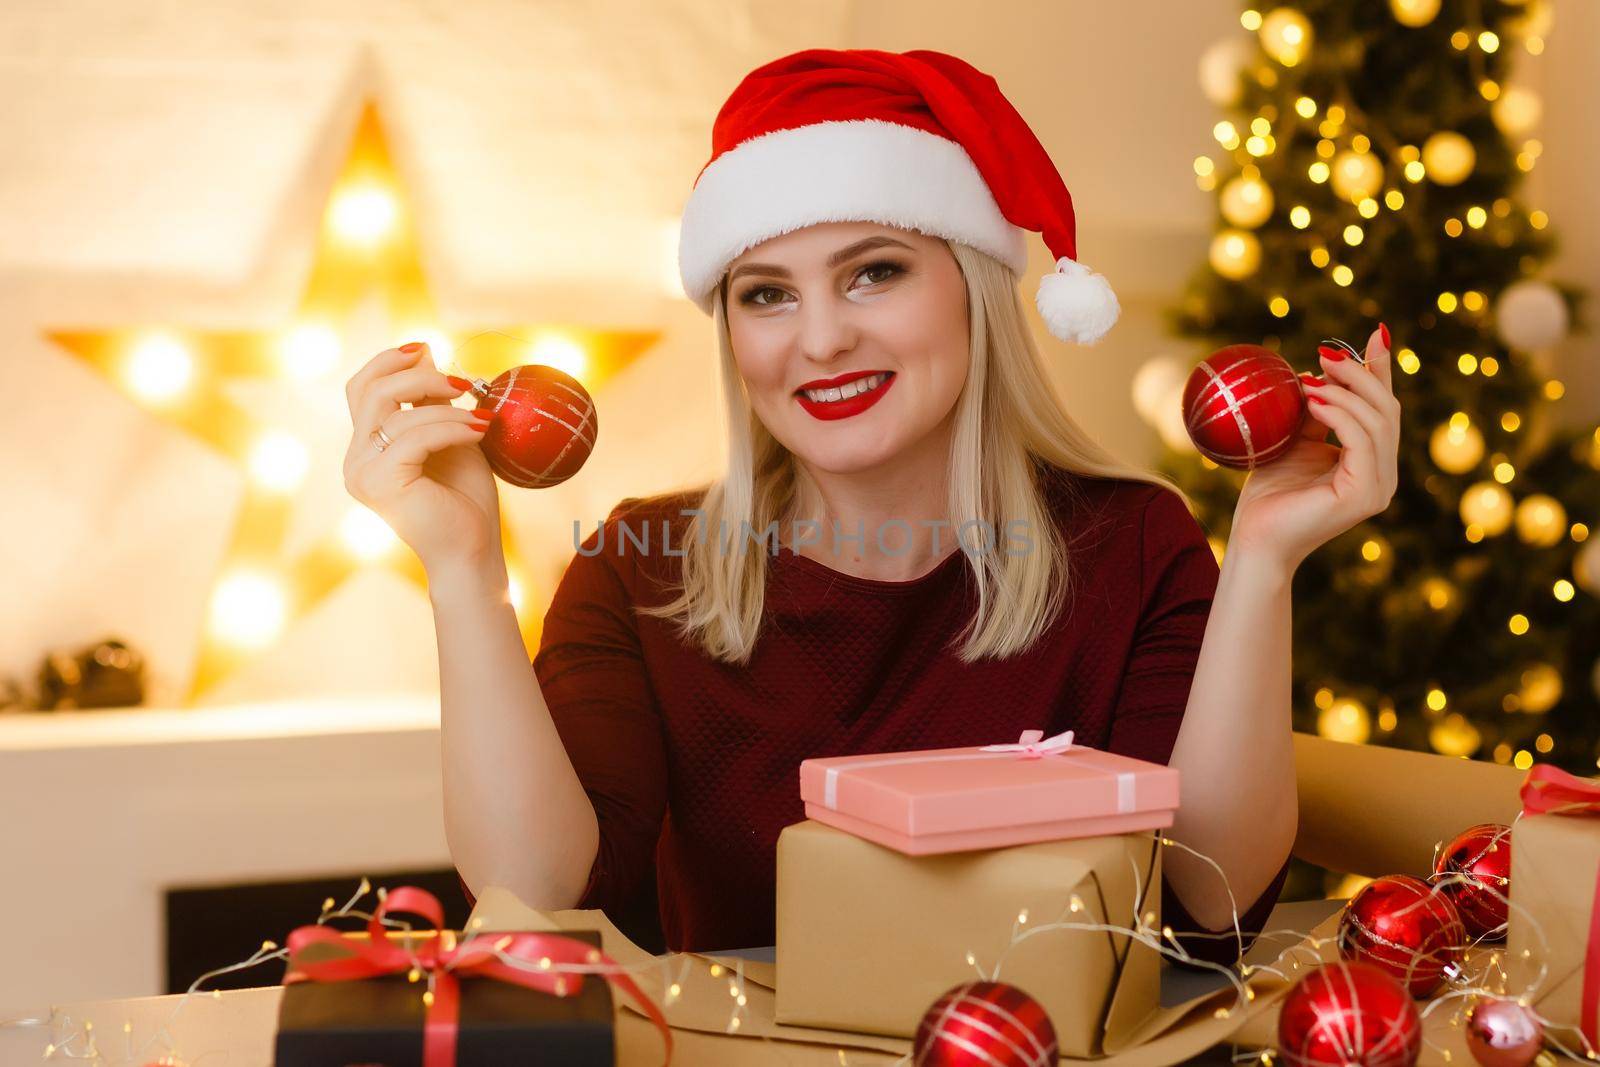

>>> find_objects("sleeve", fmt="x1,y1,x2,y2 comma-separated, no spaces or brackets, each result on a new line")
479,498,670,917
1104,486,1290,969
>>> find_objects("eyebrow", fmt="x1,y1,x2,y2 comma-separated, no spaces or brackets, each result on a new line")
727,236,914,283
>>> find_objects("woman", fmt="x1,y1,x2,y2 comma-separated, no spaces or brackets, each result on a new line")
342,49,1400,963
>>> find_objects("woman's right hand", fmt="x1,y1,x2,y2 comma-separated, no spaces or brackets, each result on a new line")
343,342,503,579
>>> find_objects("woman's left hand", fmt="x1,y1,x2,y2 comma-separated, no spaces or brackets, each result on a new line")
1228,324,1401,574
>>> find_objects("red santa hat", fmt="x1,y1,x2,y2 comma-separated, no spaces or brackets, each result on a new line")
678,48,1119,345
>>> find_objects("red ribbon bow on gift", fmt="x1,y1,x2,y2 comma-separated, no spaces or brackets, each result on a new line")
1520,763,1600,1047
283,885,673,1067
978,727,1077,759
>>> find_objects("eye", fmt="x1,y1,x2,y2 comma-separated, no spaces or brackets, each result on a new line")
855,260,905,288
735,260,906,308
740,284,787,307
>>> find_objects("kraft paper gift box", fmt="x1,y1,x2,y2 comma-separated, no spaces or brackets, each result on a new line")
1506,764,1600,1049
797,729,1180,854
774,819,1164,1056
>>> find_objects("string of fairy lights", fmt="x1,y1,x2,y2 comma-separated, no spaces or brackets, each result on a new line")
3,876,732,1064
1136,0,1600,770
6,826,1585,1067
969,827,1600,1067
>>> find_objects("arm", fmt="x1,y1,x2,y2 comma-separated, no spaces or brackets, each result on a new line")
1163,546,1298,933
1106,488,1293,962
433,551,601,910
337,340,605,910
1165,322,1402,939
525,507,670,917
444,502,668,921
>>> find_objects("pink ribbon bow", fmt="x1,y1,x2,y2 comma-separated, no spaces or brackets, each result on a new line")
978,728,1077,759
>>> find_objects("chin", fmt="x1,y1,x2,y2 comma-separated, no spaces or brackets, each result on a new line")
786,432,904,476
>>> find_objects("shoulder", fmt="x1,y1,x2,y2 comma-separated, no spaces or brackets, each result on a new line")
1035,463,1193,544
606,485,710,527
601,485,710,558
564,485,710,597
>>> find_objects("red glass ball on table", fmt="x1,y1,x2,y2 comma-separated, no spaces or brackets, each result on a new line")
912,980,1058,1067
1431,823,1512,941
1337,873,1466,997
465,364,597,488
1277,960,1422,1067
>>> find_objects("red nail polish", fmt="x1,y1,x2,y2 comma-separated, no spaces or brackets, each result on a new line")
471,407,496,419
400,342,425,354
1299,373,1322,387
1320,346,1347,361
1379,322,1391,349
446,375,474,391
470,420,491,432
1307,394,1327,404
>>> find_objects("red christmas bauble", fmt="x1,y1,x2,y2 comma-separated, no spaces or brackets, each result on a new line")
472,364,597,488
1181,344,1306,469
1463,995,1544,1067
1432,823,1513,941
1277,960,1422,1067
912,980,1058,1067
1337,874,1467,997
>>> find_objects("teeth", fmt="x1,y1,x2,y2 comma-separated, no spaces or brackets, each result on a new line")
803,373,888,404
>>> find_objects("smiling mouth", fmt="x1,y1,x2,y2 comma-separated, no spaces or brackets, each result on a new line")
795,372,894,404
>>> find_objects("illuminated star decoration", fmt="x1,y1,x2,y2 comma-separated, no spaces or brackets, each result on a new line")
50,100,660,700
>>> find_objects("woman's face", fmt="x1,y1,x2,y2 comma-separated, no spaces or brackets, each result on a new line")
722,222,970,476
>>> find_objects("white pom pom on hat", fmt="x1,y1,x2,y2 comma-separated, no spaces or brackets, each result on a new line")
1036,257,1121,345
678,48,1121,346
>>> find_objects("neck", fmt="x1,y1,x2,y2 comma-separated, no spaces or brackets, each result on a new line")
785,420,959,582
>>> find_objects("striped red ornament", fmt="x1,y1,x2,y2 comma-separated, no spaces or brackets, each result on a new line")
1337,873,1466,998
1277,960,1422,1067
471,364,598,489
912,980,1058,1067
1430,822,1512,941
1181,344,1306,469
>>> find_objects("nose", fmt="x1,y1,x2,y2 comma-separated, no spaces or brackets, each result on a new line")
795,294,858,366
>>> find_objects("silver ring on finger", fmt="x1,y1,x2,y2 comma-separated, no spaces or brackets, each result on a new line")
371,426,394,453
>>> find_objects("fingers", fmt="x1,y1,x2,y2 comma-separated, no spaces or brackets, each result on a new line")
376,403,493,445
352,362,473,436
347,343,426,423
1363,323,1395,392
1303,390,1379,498
345,402,475,482
1303,380,1399,512
1317,341,1402,437
347,419,490,504
379,419,490,472
1294,373,1335,442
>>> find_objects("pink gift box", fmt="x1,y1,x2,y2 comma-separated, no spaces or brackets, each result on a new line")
798,729,1180,855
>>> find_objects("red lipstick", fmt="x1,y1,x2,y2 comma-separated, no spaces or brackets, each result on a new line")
795,369,889,392
794,370,896,422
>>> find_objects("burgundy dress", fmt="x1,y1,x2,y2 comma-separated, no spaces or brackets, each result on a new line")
459,465,1290,964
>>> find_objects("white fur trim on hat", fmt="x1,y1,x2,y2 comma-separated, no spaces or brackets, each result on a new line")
1035,256,1120,345
678,119,1028,313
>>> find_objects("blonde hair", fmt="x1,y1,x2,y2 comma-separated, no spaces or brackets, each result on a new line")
637,238,1185,665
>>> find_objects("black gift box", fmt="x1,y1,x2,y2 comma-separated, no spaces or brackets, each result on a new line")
274,928,614,1066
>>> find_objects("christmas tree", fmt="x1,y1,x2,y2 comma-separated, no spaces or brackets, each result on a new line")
1145,0,1598,790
